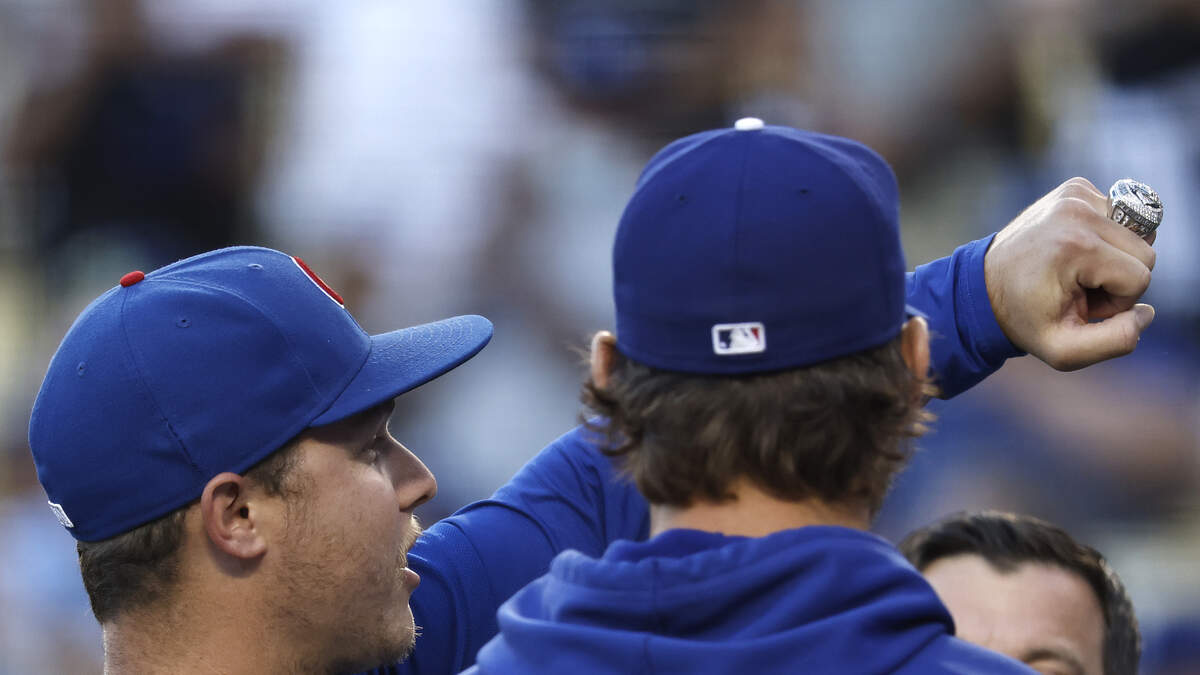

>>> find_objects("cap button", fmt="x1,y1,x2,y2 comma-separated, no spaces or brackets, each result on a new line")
734,117,764,131
119,271,146,287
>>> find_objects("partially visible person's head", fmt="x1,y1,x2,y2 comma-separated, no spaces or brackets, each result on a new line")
30,247,493,671
900,511,1140,675
584,120,933,514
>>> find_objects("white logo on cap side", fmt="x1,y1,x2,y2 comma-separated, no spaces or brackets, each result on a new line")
48,501,74,528
712,322,766,355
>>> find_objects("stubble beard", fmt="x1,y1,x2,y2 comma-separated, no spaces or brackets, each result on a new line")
273,517,420,674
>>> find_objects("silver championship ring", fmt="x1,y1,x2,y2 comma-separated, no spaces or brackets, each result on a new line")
1108,179,1162,238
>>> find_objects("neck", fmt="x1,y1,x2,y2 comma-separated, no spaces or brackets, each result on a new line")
102,594,313,675
650,478,870,538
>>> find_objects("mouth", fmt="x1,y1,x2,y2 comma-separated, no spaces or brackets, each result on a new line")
401,565,421,589
398,518,423,588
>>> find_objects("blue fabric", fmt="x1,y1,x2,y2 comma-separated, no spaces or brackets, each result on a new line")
29,246,492,541
614,124,908,374
364,235,1020,675
371,426,651,675
469,527,1035,674
908,233,1023,398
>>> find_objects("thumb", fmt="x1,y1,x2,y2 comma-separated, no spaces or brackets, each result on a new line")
1044,304,1155,371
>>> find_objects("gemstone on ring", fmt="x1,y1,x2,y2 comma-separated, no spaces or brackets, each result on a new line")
1108,179,1162,238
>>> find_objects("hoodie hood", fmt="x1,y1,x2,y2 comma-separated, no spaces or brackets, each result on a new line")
471,526,1033,674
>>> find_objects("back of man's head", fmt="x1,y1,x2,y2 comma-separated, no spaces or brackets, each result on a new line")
900,511,1140,675
586,119,931,513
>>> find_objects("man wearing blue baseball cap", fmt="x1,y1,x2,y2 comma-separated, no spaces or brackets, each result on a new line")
28,248,493,673
463,120,1156,673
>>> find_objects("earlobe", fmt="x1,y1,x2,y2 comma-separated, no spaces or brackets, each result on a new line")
200,473,267,560
590,331,617,390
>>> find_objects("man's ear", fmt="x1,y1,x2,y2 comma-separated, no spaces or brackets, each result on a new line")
199,473,268,560
900,316,931,382
589,331,618,389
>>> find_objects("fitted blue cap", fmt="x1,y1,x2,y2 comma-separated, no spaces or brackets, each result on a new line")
614,119,916,374
29,246,493,541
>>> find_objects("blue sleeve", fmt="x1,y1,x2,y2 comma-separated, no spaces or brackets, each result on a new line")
906,234,1024,398
375,426,651,675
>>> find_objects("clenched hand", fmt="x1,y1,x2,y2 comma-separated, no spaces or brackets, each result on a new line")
985,177,1157,371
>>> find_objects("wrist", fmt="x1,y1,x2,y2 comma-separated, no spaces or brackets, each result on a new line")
968,233,1025,363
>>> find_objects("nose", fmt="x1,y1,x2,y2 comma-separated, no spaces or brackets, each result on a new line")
388,441,437,512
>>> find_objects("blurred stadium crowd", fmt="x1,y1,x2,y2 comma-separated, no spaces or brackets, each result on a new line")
0,0,1198,672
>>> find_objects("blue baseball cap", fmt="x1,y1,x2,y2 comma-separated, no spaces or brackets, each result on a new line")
613,118,920,374
29,246,493,541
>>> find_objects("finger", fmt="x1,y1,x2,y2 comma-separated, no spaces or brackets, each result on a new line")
1074,241,1152,298
1056,177,1110,216
1046,304,1155,371
1085,209,1157,271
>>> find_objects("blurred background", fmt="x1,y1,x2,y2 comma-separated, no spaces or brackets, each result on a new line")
0,0,1197,672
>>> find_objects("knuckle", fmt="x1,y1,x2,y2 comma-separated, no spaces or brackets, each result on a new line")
1052,223,1096,255
1062,176,1098,193
1050,196,1093,222
1136,266,1152,293
1059,184,1090,202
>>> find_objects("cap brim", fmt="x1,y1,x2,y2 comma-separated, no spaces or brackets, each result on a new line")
311,314,493,426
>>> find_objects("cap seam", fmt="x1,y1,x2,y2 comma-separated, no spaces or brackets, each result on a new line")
766,129,902,344
116,287,205,478
151,245,280,280
796,134,896,231
153,277,339,401
733,133,752,318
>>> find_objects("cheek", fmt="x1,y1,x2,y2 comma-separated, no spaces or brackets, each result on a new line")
323,464,394,511
333,471,407,549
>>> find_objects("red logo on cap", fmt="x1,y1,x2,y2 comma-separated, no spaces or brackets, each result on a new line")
291,257,345,306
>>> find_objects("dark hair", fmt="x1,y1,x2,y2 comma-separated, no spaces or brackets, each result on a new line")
899,511,1140,675
582,335,933,513
76,440,303,623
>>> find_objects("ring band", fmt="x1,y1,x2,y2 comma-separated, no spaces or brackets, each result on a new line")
1108,179,1162,238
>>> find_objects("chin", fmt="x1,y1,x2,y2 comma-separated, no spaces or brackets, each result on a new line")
379,606,419,664
329,634,415,674
391,619,418,663
328,607,417,673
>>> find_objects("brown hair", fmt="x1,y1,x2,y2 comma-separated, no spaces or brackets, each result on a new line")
900,511,1141,675
582,334,933,513
76,440,303,623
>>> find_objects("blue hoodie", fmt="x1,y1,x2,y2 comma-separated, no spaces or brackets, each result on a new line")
468,527,1035,674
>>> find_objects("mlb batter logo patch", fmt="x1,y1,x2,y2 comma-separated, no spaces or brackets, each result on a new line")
712,322,766,355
